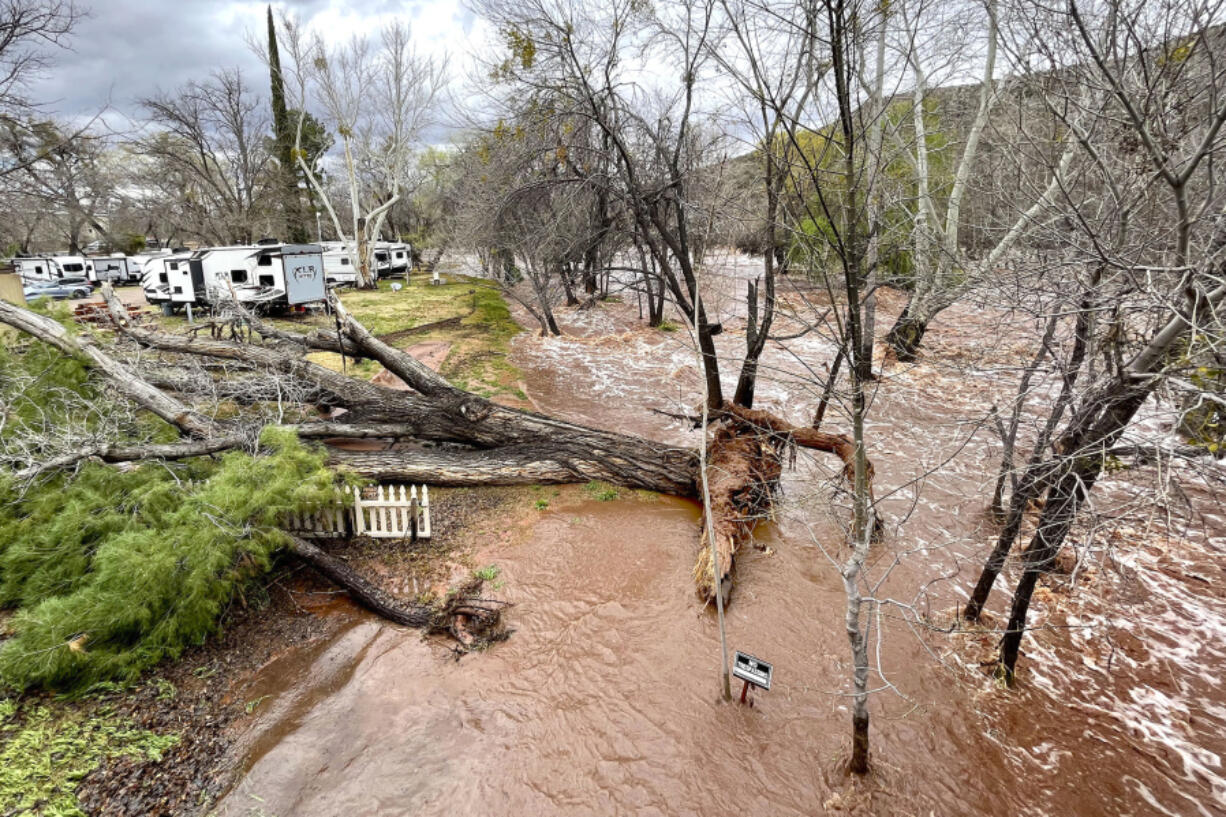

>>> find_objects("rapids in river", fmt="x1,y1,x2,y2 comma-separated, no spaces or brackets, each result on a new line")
214,255,1226,817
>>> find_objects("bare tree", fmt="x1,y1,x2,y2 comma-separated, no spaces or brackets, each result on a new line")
0,119,125,251
0,0,78,115
474,0,731,407
880,0,1083,360
271,16,446,288
715,0,891,773
137,69,275,245
958,0,1226,684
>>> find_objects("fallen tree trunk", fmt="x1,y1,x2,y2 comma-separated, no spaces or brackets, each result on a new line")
95,286,703,495
0,287,877,608
286,536,434,627
286,535,510,646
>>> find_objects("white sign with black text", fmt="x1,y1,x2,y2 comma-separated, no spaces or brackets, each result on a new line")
733,651,772,691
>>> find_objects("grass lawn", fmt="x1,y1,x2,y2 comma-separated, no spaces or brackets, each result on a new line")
149,275,528,405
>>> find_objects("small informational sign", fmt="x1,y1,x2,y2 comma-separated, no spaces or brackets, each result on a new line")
283,244,326,305
733,651,772,691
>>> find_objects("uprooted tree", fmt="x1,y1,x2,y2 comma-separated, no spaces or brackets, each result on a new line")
0,283,867,685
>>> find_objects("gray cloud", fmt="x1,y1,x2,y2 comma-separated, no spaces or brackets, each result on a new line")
30,1,264,119
26,0,470,121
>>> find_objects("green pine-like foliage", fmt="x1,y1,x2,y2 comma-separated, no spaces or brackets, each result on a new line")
0,427,350,691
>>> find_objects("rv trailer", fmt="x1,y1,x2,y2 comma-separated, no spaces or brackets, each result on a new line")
372,243,392,279
15,255,88,284
140,250,194,307
172,242,326,310
85,255,133,284
128,250,172,284
322,247,359,287
387,242,411,275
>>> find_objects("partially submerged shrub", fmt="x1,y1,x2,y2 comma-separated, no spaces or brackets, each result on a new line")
583,481,620,502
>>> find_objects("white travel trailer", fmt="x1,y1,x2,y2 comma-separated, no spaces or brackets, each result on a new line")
141,250,194,307
170,242,327,310
319,242,399,286
128,250,172,285
322,247,359,287
372,243,393,279
85,255,133,284
187,244,283,307
14,255,88,284
387,242,411,276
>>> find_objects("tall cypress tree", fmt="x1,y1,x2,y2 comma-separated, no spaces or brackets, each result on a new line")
268,6,308,243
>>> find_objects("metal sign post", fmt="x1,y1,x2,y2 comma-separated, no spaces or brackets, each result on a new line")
732,651,772,706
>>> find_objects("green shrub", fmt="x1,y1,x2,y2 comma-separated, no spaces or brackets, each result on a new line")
0,428,350,691
473,564,501,582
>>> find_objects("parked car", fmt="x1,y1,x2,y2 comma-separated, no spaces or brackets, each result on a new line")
23,277,95,300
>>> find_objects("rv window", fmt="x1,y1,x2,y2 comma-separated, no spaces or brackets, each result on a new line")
35,265,43,275
258,274,275,287
258,255,272,266
63,263,84,273
159,273,168,284
168,262,179,270
173,287,182,294
340,258,350,265
230,269,249,284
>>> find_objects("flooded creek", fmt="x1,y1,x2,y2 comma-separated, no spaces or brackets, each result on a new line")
215,258,1226,816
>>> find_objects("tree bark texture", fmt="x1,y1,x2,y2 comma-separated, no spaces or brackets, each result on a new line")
0,286,874,609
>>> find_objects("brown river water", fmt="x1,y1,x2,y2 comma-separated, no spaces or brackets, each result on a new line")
214,255,1226,817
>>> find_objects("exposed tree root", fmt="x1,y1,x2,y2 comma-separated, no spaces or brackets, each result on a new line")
692,402,879,603
286,535,510,649
0,288,878,613
693,417,784,604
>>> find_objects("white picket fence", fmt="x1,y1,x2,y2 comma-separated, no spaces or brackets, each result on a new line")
284,483,431,540
284,504,349,537
353,484,431,539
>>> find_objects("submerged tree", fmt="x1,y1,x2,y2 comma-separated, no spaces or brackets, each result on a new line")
957,0,1226,684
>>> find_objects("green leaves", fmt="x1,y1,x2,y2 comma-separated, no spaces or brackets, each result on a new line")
0,432,347,691
0,700,178,816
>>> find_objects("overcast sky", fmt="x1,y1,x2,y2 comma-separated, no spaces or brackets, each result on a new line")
28,0,486,128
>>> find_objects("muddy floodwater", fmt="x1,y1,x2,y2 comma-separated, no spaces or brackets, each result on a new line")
215,257,1226,816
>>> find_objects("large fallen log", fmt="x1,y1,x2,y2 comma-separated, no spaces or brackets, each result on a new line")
0,287,877,608
95,286,702,495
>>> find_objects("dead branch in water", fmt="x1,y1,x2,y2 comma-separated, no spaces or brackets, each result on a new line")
287,535,510,648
